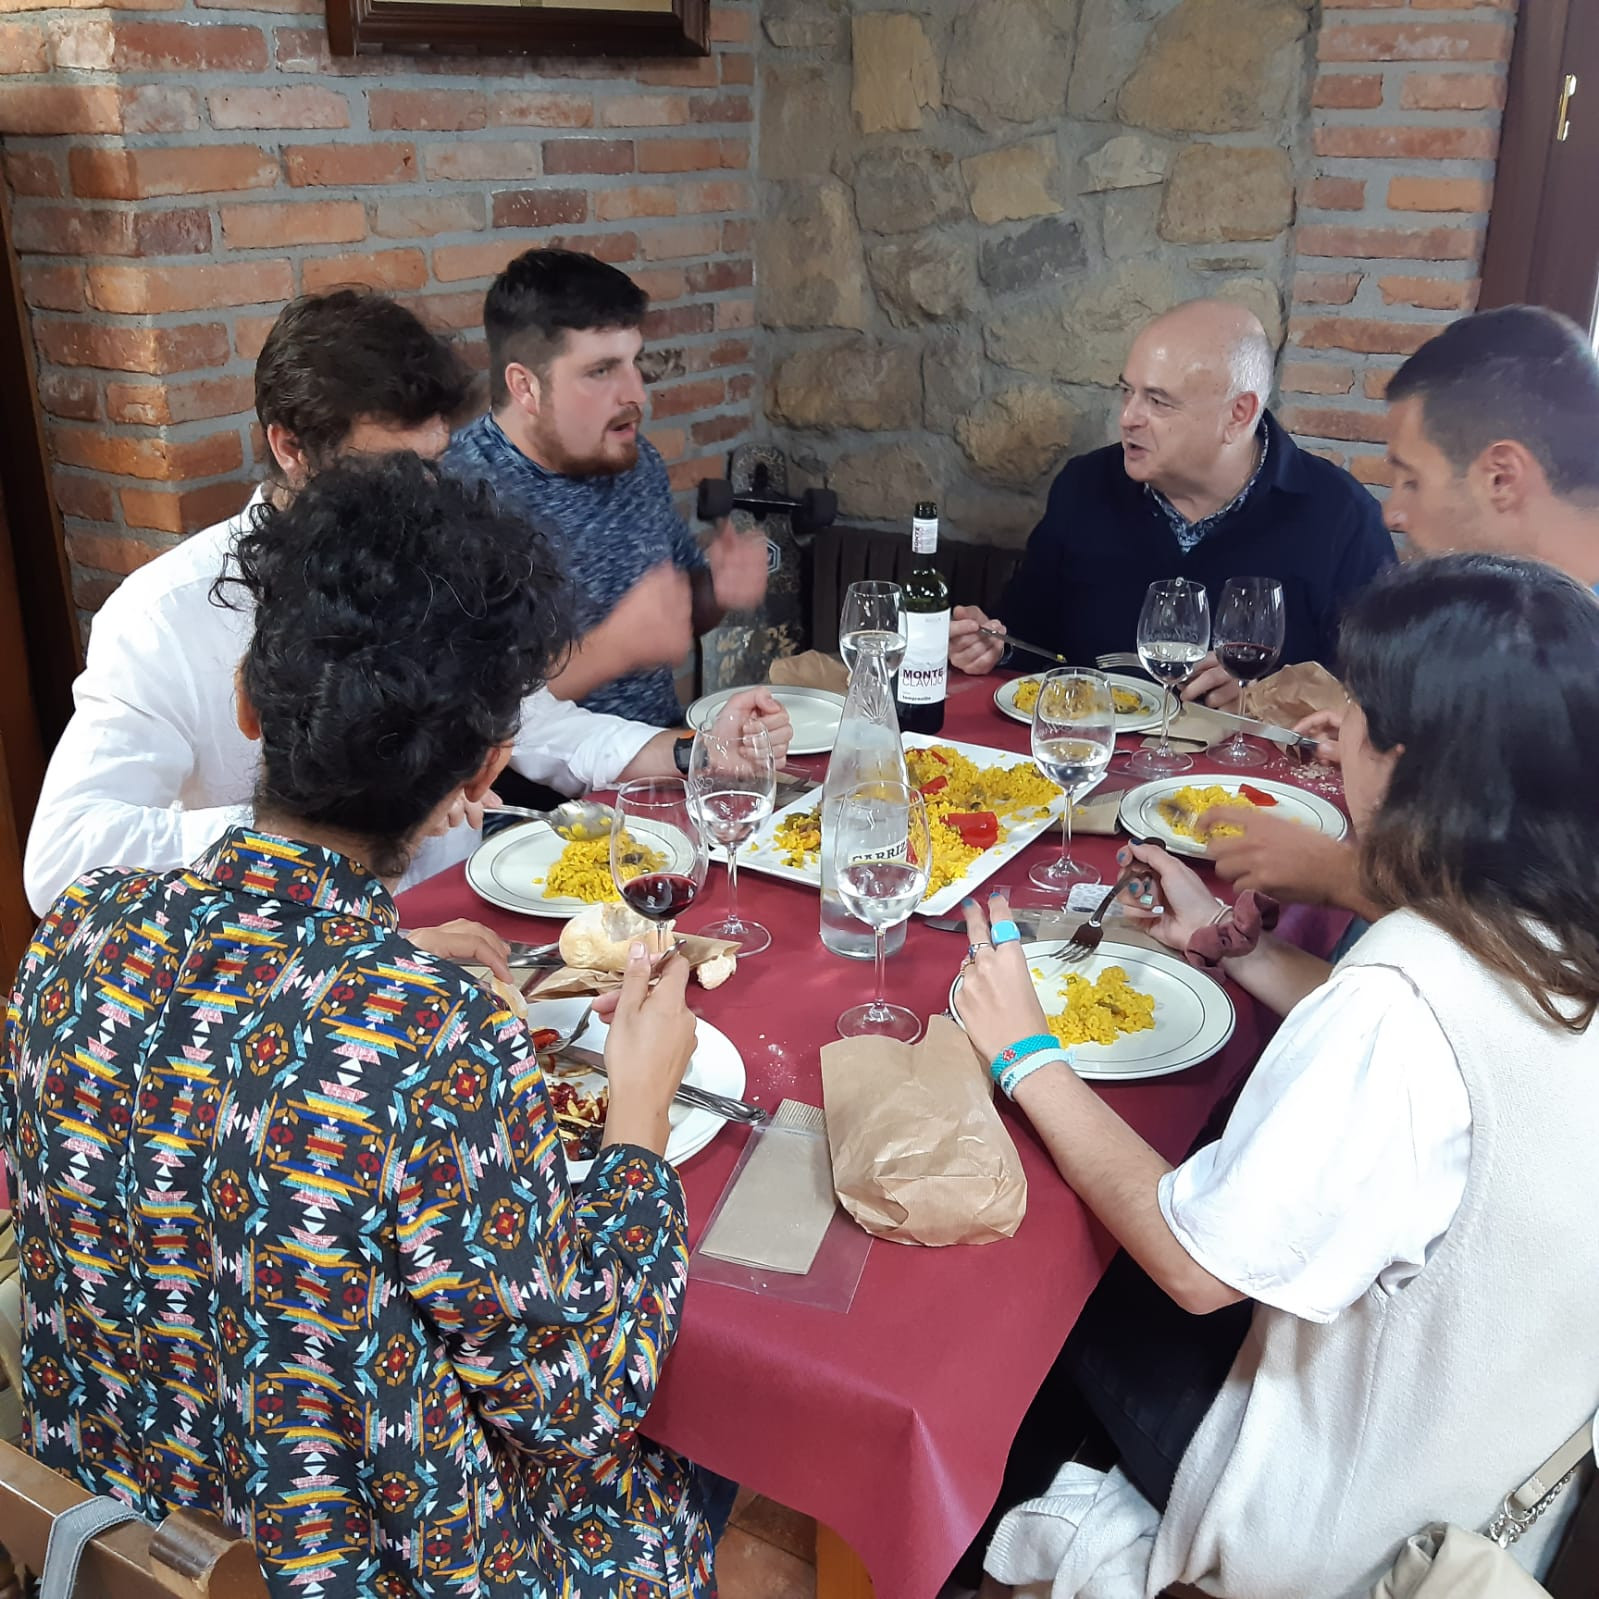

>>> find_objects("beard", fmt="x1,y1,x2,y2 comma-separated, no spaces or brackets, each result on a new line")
535,410,642,478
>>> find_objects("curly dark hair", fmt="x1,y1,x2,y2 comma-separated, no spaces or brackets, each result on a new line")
255,290,472,479
1342,552,1599,1030
217,454,573,880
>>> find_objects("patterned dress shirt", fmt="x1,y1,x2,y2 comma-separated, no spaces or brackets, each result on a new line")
1146,424,1271,555
1,827,713,1599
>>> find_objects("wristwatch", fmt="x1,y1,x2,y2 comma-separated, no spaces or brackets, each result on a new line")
673,735,694,775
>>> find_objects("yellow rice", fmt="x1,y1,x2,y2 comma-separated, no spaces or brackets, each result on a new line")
535,832,665,903
1012,678,1145,717
1044,965,1156,1046
1158,784,1257,843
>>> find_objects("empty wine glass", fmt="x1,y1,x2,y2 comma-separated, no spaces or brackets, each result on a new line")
830,780,931,1042
1131,578,1212,778
610,777,707,926
687,715,776,955
1211,576,1286,769
1029,669,1116,891
839,581,907,679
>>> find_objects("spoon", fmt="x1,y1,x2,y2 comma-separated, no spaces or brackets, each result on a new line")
491,799,615,841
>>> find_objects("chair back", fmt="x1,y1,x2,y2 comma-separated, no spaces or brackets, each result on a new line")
807,524,1020,654
0,1441,268,1599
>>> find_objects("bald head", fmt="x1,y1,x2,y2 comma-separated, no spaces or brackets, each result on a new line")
1118,299,1275,504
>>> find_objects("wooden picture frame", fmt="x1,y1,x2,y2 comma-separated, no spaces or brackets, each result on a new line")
324,0,709,59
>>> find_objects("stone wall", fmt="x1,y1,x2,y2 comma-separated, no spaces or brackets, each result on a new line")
0,2,757,624
756,0,1516,544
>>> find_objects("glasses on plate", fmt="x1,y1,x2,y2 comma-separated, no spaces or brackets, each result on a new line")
1029,669,1116,892
839,582,907,680
610,777,707,926
1131,578,1212,778
1211,576,1286,769
686,717,776,956
829,780,931,1042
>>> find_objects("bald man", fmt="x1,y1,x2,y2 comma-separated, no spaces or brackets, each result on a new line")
951,300,1395,687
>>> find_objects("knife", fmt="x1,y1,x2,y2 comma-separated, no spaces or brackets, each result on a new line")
977,626,1072,668
1190,704,1320,760
921,912,1071,937
554,1044,770,1126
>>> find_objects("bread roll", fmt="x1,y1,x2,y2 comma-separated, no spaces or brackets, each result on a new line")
695,952,736,990
488,975,527,1019
558,902,674,973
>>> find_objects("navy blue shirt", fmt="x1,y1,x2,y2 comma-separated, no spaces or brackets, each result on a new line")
997,409,1396,672
446,414,707,727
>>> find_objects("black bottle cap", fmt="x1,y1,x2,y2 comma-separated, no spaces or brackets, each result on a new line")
914,501,938,518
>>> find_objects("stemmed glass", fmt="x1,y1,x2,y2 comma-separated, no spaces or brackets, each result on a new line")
839,581,907,680
686,716,776,956
830,780,932,1042
609,777,708,925
1211,576,1286,769
1029,669,1116,891
1130,578,1212,778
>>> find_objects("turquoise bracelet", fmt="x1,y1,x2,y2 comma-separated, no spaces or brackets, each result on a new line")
999,1047,1072,1099
989,1033,1057,1084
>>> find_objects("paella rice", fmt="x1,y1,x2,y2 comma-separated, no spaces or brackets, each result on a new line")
1044,965,1156,1047
1012,678,1147,717
535,832,665,903
1157,784,1257,843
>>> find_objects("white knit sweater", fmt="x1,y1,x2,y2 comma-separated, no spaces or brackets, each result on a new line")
1149,909,1599,1597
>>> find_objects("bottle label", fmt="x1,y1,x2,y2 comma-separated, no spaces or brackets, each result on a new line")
912,516,938,556
899,609,950,706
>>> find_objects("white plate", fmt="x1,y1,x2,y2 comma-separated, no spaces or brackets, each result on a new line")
737,732,1067,918
685,684,847,757
994,672,1166,735
524,997,746,1183
1118,775,1349,860
949,939,1235,1081
465,816,683,921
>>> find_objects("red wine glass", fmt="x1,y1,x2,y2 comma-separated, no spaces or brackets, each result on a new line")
609,777,708,929
1211,576,1286,770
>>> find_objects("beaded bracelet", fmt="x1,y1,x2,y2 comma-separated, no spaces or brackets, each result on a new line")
989,1033,1058,1085
999,1047,1072,1099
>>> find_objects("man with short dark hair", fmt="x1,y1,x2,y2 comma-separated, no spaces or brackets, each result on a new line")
25,288,790,925
446,248,770,727
1203,303,1599,915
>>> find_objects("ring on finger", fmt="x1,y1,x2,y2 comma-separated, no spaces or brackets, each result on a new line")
967,941,993,958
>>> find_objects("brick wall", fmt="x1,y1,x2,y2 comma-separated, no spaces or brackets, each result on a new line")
1281,0,1515,490
0,2,756,625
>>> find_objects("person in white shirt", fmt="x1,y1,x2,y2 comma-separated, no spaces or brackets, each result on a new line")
954,553,1599,1597
25,290,792,969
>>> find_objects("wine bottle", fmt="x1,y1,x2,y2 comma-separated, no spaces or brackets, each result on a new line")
896,500,950,736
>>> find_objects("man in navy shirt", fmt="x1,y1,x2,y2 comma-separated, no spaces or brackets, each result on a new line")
951,301,1395,699
447,249,769,728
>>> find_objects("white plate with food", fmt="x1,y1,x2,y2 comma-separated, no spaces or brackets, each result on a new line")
738,732,1067,918
685,683,847,757
994,672,1166,735
523,996,747,1183
1118,775,1349,861
948,939,1235,1081
466,818,678,921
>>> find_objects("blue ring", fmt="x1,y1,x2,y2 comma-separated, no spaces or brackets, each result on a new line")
990,919,1022,945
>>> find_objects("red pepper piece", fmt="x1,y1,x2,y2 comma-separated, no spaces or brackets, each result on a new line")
918,775,949,796
946,811,1000,848
1238,783,1278,807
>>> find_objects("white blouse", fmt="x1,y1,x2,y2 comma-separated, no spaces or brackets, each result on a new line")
1159,962,1473,1324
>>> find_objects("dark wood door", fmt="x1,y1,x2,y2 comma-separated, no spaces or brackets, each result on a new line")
1482,1,1599,335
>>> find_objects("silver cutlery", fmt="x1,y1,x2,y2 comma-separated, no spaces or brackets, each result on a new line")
1193,704,1320,762
1093,651,1147,674
977,627,1073,668
555,1044,770,1126
1061,859,1146,961
490,799,615,840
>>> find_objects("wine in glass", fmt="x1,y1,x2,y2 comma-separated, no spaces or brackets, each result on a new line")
1211,576,1286,769
610,778,708,928
687,714,776,956
1029,669,1116,891
839,581,907,679
1131,578,1212,778
830,780,932,1042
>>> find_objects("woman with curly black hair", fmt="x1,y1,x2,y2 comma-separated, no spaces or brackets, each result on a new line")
3,454,718,1597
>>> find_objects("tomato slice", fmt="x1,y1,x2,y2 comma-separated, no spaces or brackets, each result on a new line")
1238,783,1278,807
946,811,999,848
918,774,949,796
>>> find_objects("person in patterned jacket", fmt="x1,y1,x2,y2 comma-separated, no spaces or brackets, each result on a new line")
1,454,718,1598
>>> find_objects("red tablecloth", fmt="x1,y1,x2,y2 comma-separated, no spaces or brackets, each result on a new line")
397,672,1349,1599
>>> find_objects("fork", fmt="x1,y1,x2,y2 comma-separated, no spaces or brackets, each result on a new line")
1059,852,1150,961
1094,651,1147,674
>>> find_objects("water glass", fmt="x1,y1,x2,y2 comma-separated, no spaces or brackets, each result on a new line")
687,718,776,956
839,581,907,680
1131,578,1212,778
1029,669,1116,891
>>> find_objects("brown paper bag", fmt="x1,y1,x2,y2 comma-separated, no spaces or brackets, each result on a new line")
769,650,849,695
526,932,738,999
1251,661,1346,728
820,1016,1026,1247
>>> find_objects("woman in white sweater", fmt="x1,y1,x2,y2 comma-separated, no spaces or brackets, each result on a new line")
955,553,1599,1597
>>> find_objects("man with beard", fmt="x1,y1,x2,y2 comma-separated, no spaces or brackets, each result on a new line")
447,249,769,727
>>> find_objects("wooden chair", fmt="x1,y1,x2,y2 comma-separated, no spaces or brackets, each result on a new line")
0,1441,268,1599
806,523,1021,655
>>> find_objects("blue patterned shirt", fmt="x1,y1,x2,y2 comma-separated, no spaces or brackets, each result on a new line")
2,828,712,1599
446,416,707,728
1147,424,1271,555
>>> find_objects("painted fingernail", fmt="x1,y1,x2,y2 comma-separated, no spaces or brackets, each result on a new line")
629,942,646,960
962,896,977,908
